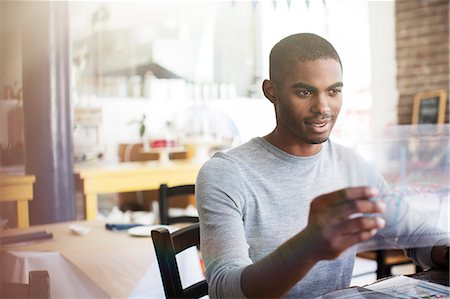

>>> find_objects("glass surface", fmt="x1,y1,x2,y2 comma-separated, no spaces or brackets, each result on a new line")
69,1,260,99
356,124,450,250
67,1,375,160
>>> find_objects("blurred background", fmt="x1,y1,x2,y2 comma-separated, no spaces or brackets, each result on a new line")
0,0,448,225
0,1,449,291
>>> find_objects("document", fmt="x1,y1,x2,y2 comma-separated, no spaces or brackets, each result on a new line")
318,275,450,299
366,275,450,299
318,286,399,298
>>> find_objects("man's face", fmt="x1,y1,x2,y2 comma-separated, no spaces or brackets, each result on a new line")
273,58,343,147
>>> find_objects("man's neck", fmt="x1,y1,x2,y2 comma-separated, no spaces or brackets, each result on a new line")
263,131,323,157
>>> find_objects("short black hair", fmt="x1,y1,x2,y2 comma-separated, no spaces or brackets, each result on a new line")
269,33,342,85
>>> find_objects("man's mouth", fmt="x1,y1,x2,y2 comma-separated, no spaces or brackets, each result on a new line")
307,121,327,127
304,118,333,132
305,118,332,125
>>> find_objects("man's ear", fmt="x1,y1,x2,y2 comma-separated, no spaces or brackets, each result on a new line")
262,79,277,104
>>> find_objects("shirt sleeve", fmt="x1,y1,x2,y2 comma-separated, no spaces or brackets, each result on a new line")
196,155,252,298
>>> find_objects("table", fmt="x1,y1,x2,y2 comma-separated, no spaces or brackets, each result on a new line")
0,221,204,298
74,160,202,220
0,173,35,228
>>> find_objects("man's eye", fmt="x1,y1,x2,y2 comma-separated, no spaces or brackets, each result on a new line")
329,88,342,96
297,90,312,97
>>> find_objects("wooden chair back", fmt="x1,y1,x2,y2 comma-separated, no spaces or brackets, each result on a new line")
151,223,208,299
159,184,198,225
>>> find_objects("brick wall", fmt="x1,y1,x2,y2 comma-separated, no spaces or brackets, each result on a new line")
395,0,449,124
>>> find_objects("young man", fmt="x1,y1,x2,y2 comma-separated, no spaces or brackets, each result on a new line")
196,33,449,298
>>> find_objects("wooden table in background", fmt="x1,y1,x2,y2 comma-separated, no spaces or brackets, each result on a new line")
0,173,35,228
74,160,202,220
1,220,204,298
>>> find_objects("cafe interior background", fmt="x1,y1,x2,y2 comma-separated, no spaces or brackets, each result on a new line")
0,0,449,290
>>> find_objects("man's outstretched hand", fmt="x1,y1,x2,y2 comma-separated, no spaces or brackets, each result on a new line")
305,186,387,260
242,186,387,298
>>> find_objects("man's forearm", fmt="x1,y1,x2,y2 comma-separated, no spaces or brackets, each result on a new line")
241,230,321,298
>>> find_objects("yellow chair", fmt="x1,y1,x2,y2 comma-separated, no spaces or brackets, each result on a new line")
357,249,416,279
0,174,35,228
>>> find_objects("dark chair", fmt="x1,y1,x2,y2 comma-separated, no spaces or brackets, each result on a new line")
1,270,50,299
357,249,419,279
159,184,198,225
151,223,208,299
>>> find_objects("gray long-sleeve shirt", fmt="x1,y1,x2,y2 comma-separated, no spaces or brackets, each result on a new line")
196,137,445,298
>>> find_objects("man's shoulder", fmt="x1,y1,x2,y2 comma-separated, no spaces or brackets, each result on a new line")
226,137,262,155
201,151,237,171
198,148,243,176
198,138,262,176
209,138,261,162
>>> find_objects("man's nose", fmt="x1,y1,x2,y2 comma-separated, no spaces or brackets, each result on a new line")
310,92,330,115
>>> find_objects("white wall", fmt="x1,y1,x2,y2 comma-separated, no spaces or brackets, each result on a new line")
368,1,398,134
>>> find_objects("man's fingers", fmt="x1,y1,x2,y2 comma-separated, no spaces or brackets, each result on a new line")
337,186,379,201
338,229,379,249
320,219,381,257
335,199,386,220
309,186,387,258
338,216,386,236
331,217,384,251
321,199,386,227
315,186,379,206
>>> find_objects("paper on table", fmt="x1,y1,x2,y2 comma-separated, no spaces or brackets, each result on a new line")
366,275,450,299
317,286,399,299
